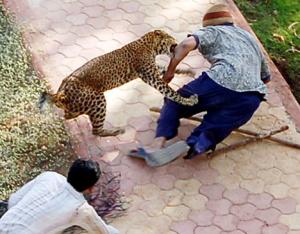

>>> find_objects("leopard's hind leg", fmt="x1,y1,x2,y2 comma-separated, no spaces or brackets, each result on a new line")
88,92,125,137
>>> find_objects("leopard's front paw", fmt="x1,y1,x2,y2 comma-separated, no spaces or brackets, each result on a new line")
185,94,198,106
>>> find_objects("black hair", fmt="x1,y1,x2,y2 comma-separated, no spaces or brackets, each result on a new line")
67,159,101,192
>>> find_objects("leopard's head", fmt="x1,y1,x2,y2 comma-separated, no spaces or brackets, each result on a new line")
146,30,178,57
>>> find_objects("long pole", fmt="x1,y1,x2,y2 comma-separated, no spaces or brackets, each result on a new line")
150,107,300,150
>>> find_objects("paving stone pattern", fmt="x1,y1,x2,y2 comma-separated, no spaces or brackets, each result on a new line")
4,0,300,233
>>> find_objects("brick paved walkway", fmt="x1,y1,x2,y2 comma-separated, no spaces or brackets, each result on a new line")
4,0,300,233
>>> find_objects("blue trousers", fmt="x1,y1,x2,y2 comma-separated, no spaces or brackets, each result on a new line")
156,72,263,153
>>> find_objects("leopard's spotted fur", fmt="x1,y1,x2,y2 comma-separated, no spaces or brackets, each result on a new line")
41,30,198,137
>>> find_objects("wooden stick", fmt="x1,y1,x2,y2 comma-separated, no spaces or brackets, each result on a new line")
150,107,300,150
207,126,288,157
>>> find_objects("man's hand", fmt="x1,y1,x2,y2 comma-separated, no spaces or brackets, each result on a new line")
163,71,175,83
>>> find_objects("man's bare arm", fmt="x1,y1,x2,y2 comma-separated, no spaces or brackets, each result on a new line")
164,36,198,83
77,202,118,234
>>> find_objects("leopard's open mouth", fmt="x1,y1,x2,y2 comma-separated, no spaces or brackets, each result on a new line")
169,43,177,54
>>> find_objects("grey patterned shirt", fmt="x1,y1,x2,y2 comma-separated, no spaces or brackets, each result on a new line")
192,25,270,94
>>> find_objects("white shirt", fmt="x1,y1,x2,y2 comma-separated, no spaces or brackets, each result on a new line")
0,172,119,234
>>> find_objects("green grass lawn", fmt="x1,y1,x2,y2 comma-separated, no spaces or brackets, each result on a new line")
235,0,300,102
0,3,75,199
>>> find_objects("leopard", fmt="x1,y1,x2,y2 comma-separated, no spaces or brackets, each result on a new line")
40,30,198,137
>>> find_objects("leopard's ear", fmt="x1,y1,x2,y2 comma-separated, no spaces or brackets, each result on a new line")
154,30,163,35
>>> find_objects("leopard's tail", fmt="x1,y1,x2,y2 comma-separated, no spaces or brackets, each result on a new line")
38,91,65,112
38,92,50,111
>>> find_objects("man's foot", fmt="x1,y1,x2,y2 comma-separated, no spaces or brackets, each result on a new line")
184,147,199,159
128,147,152,159
183,142,216,159
146,141,189,167
127,144,169,161
127,136,167,159
149,137,167,150
183,145,206,160
128,141,190,167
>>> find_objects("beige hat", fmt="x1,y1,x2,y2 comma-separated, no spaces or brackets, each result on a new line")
202,4,233,27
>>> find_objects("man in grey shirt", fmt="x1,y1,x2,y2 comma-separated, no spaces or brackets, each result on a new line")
129,4,271,163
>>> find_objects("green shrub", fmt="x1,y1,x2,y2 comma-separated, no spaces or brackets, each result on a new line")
235,0,300,102
0,3,75,199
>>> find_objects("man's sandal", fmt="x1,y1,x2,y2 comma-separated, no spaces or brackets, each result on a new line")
128,141,189,167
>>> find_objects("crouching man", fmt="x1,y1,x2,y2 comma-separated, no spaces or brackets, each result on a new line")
0,159,119,234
